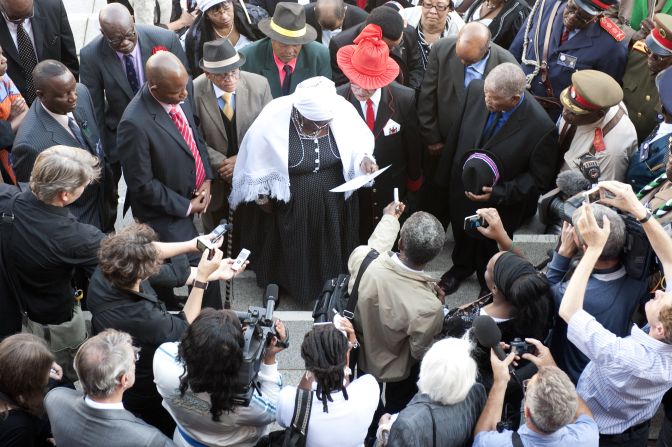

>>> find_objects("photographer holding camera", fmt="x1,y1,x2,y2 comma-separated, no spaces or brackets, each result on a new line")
473,339,599,446
546,203,650,384
153,308,287,447
558,191,672,446
87,223,247,435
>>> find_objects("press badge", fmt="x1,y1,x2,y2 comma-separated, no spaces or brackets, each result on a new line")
558,53,577,69
640,142,650,161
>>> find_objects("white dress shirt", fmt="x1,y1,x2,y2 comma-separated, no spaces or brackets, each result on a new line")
358,88,381,120
84,396,125,410
3,17,36,54
41,102,78,141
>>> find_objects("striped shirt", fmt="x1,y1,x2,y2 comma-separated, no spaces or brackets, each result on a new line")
153,342,282,447
568,310,672,435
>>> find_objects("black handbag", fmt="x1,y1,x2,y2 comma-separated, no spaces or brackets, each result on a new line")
255,388,313,447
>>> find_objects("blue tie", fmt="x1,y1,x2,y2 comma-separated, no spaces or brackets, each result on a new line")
68,117,86,148
124,54,140,94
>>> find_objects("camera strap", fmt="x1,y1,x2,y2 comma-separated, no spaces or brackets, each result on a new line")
420,403,437,447
289,388,313,444
512,431,524,447
343,249,379,319
0,190,29,321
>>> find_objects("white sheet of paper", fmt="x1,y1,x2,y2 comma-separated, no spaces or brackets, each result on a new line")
330,165,391,193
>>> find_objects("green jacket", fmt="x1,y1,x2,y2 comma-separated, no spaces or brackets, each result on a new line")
239,38,332,98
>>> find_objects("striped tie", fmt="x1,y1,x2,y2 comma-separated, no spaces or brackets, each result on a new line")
169,106,206,189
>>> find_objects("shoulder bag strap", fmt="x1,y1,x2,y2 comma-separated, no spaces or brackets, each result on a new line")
511,431,524,447
0,191,27,318
290,388,313,438
420,403,437,447
344,248,379,319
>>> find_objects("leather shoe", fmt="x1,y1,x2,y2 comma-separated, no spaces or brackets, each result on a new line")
438,273,462,295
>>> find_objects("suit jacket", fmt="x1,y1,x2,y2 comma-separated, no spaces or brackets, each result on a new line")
239,38,331,98
305,3,368,44
436,80,559,232
11,83,106,228
337,82,422,240
509,0,628,101
80,24,188,164
44,387,176,447
417,37,517,146
116,84,214,242
330,23,424,90
0,0,78,104
193,71,272,219
464,0,530,49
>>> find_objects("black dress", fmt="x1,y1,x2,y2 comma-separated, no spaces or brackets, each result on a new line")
0,408,52,447
246,120,359,304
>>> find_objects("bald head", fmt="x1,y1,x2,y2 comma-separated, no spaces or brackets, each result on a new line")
146,52,189,104
99,3,137,54
456,22,491,66
315,0,346,30
99,3,134,29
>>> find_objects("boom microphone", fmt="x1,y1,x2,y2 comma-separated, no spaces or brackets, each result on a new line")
556,170,591,198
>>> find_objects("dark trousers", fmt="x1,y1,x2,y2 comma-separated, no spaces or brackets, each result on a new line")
124,387,176,437
447,226,499,289
658,414,672,447
599,420,650,447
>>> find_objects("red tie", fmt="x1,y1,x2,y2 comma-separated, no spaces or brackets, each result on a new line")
560,28,570,45
366,98,375,132
169,106,206,189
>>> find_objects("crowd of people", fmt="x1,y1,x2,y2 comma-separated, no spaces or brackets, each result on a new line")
2,0,672,445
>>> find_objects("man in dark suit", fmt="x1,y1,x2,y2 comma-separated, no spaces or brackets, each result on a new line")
80,3,188,229
239,2,331,98
305,0,368,46
336,23,422,242
12,60,106,229
0,0,78,105
116,51,222,310
417,22,516,226
435,63,560,295
330,6,424,90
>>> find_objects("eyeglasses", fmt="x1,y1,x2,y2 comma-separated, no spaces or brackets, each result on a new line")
106,30,137,47
421,1,450,11
212,69,240,81
564,1,595,24
0,7,33,24
207,1,233,15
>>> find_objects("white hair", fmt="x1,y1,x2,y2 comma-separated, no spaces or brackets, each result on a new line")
484,62,526,97
417,338,477,405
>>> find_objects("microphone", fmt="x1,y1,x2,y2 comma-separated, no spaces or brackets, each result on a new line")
264,284,279,317
556,170,591,198
472,315,520,384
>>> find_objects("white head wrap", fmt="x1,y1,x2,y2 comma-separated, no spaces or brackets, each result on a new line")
293,77,337,121
197,0,228,12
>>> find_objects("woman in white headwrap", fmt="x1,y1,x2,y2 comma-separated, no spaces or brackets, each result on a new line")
231,76,377,304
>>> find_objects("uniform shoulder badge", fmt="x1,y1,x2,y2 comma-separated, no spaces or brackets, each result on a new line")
600,17,626,41
632,40,649,54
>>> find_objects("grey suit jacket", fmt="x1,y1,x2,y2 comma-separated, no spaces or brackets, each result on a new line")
417,38,517,146
44,387,176,447
192,71,272,220
79,24,188,163
12,83,106,228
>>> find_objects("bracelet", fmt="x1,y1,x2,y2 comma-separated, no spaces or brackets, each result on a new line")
193,279,208,290
637,209,653,224
508,241,516,252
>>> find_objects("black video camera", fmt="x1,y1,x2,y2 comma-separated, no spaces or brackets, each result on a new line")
232,284,288,406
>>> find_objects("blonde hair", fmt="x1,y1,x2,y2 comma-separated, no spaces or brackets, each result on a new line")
659,305,672,344
29,145,100,203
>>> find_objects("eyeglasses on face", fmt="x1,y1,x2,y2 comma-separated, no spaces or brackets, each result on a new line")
106,30,137,47
565,1,595,23
0,6,33,24
421,1,450,11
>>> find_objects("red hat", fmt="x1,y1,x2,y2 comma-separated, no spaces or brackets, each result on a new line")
336,24,399,90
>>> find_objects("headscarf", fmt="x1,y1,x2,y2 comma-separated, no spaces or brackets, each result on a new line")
493,252,537,298
293,77,337,121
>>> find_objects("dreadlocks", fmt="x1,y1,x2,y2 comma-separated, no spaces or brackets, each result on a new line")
301,324,349,413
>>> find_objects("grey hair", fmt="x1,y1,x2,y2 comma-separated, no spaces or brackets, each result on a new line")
484,62,526,97
399,211,445,266
29,145,101,203
526,366,578,433
572,203,625,260
417,338,477,405
74,330,138,398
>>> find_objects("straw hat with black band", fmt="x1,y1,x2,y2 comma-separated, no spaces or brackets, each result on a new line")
199,39,246,74
258,2,317,45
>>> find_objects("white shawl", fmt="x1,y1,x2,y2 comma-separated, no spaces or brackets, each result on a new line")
229,78,375,209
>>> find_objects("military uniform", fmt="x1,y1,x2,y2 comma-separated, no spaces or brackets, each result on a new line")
622,41,662,143
638,174,672,228
509,0,628,120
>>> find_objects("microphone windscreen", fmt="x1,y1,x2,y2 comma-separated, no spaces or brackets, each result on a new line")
472,315,502,348
264,284,279,303
556,170,591,197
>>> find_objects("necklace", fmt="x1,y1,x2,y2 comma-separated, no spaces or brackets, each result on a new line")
291,107,330,139
214,25,234,39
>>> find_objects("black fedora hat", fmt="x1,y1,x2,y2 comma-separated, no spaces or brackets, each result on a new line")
199,39,246,74
258,2,317,45
461,149,504,195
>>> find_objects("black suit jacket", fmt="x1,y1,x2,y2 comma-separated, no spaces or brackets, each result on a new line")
330,23,424,90
337,82,422,240
305,3,368,44
80,24,188,164
117,85,214,242
417,38,517,146
436,80,559,232
0,0,78,104
11,84,107,228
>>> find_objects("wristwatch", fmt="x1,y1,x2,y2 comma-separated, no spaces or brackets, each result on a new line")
637,209,653,224
193,280,208,290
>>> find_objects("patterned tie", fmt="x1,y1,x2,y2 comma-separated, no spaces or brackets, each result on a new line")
16,22,37,103
366,98,375,132
67,117,86,148
281,64,293,96
221,91,234,121
124,54,140,94
560,27,570,45
168,106,206,189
